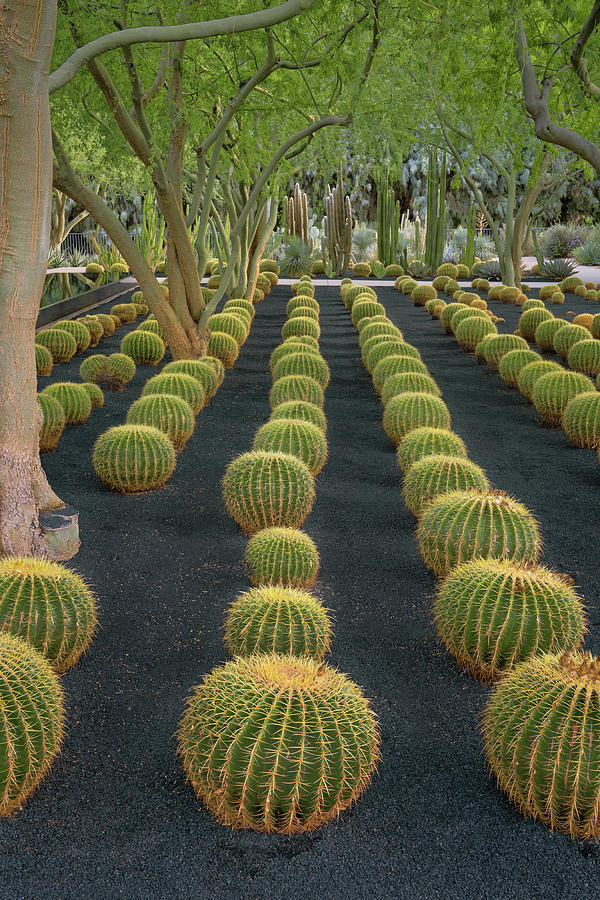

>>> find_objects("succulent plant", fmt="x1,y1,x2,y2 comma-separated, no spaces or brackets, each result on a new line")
127,394,194,451
76,316,103,346
281,316,321,342
177,654,380,833
499,286,521,304
162,359,220,399
517,360,564,401
488,285,504,301
253,419,328,476
567,339,600,375
245,527,320,588
458,292,482,306
269,343,319,374
224,586,331,660
224,299,255,320
269,400,327,433
136,318,164,339
559,276,584,293
480,334,529,369
53,319,91,353
284,334,320,350
385,264,404,277
534,318,564,351
351,299,386,328
539,284,557,301
573,313,594,330
552,324,590,360
270,375,324,410
35,342,53,377
260,259,280,274
440,303,463,334
35,328,77,363
95,313,116,337
142,372,205,415
120,330,165,366
383,392,451,446
110,303,137,323
483,651,600,839
412,285,437,306
432,275,451,291
37,393,66,453
521,299,545,312
497,349,541,388
356,315,391,336
403,454,489,517
363,338,416,375
208,313,249,347
353,262,372,277
41,382,92,426
288,306,320,324
380,372,441,406
0,632,64,816
81,382,104,409
207,331,239,369
401,279,418,295
296,282,315,297
343,285,377,310
436,559,585,680
562,391,600,448
531,370,594,425
437,263,459,279
93,424,176,492
372,355,429,393
551,291,565,305
272,353,330,389
518,308,554,341
418,489,540,576
287,296,319,316
396,426,467,474
444,279,460,295
585,289,598,301
454,316,497,352
456,263,471,278
222,451,315,535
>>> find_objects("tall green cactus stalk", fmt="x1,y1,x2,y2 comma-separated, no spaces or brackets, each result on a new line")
532,228,544,271
376,169,400,267
323,168,353,277
460,204,476,268
414,218,421,260
286,183,309,243
424,150,446,272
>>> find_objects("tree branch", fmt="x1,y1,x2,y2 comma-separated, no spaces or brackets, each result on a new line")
570,0,600,100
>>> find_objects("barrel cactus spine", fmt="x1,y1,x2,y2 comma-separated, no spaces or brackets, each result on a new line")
245,527,320,588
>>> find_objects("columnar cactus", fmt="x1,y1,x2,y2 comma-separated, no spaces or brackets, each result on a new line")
224,586,332,660
143,372,205,415
402,454,489,517
480,334,529,369
351,300,386,328
35,328,77,363
41,382,92,426
111,303,137,323
208,313,249,347
245,527,320,588
282,317,321,342
498,349,541,388
396,426,468,474
531,370,594,425
207,331,239,369
81,383,104,409
222,451,315,535
417,490,541,577
270,375,324,410
162,360,219,399
53,319,91,353
534,318,564,351
436,559,585,681
518,307,553,341
0,558,99,673
553,324,591,359
383,392,451,446
272,353,330,389
381,373,441,406
35,343,53,377
0,633,64,816
454,317,497,351
483,651,600,839
38,394,66,453
127,394,195,451
269,400,327,433
567,339,600,375
93,424,176,492
253,419,328,476
562,392,600,448
178,654,380,833
517,360,564,401
121,330,165,366
372,355,429,394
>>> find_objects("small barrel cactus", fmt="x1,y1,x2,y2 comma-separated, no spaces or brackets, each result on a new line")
474,334,495,364
432,275,451,291
111,303,137,322
483,651,600,840
591,313,600,339
296,281,315,296
41,382,92,426
343,285,376,310
35,328,77,363
518,307,554,341
553,324,591,359
451,308,489,333
357,314,390,334
436,559,585,680
480,334,529,369
551,291,565,305
253,419,328,476
383,392,451,446
437,263,459,279
222,451,315,535
207,331,239,368
443,279,460,295
80,354,107,384
359,321,403,348
208,313,249,346
77,316,103,346
364,338,417,375
162,359,219,399
284,333,320,350
127,394,195,450
381,372,441,406
531,370,594,425
402,454,489,517
353,261,372,277
224,586,331,660
573,313,594,330
0,633,64,816
272,353,330,389
534,317,564,351
142,372,205,415
93,424,176,492
120,329,165,366
104,353,137,389
269,400,327,433
95,313,116,337
35,343,53,377
136,318,163,339
288,306,319,323
517,360,564,401
37,393,66,453
351,300,386,328
417,490,541,577
487,285,504,301
224,298,255,319
521,298,545,312
0,558,98,673
454,316,497,351
282,316,320,342
559,275,584,293
562,391,600,448
372,356,429,394
498,349,541,388
53,319,91,353
270,375,324,410
567,339,600,375
178,654,380,833
412,285,437,306
440,303,463,334
396,426,468,474
287,296,320,316
270,342,319,374
499,286,521,304
81,382,104,409
245,526,320,588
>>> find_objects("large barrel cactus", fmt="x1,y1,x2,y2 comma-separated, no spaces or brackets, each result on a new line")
435,558,585,680
178,654,380,833
483,651,600,840
562,391,600,448
381,373,440,406
269,400,327,433
272,353,330,389
270,343,319,374
454,316,497,352
480,334,528,369
289,305,319,322
253,419,328,476
222,451,315,535
0,632,64,816
383,392,451,446
53,319,91,353
38,394,66,453
534,318,564,351
553,324,590,360
207,331,239,368
35,328,77,363
110,302,137,322
270,375,324,409
518,307,553,341
208,313,249,346
93,424,176,492
372,352,426,393
142,372,205,415
358,321,402,347
81,383,104,409
41,382,92,426
282,316,321,342
364,339,417,375
126,394,195,450
162,359,220,399
245,526,320,588
567,339,600,376
35,343,53,377
497,349,541,388
517,360,563,401
531,370,593,425
120,329,165,366
402,454,489,517
396,426,468,474
224,586,331,659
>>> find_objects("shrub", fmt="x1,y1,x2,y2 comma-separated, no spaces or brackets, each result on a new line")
110,303,137,322
552,324,590,359
498,349,541,388
37,393,65,453
93,424,176,492
35,343,53,377
253,419,328,476
454,317,497,351
41,382,92,426
480,334,529,369
483,651,600,840
127,394,195,451
222,451,315,535
282,316,320,342
272,353,330,389
177,654,380,833
142,372,205,415
120,330,165,366
417,490,540,577
53,320,91,353
208,313,249,346
534,318,564,351
562,391,600,448
436,559,585,680
351,299,386,328
371,355,429,393
381,373,441,406
437,263,459,278
396,427,467,474
518,307,553,341
412,285,437,306
35,328,77,363
574,238,600,266
270,375,324,409
224,586,331,660
162,360,219,399
531,370,594,425
567,339,600,375
245,526,319,588
81,383,104,409
207,331,239,368
382,392,451,446
0,558,98,673
402,454,489,517
539,257,578,280
0,632,64,816
539,223,586,258
517,360,564,400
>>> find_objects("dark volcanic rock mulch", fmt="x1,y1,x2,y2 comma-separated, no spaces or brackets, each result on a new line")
1,286,599,899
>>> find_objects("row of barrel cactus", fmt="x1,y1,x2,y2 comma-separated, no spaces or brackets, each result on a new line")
408,275,600,840
180,276,380,834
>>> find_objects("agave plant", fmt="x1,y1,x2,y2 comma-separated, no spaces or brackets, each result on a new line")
48,245,67,268
279,236,314,277
574,239,600,267
539,257,578,280
472,259,502,280
352,222,377,261
475,235,496,260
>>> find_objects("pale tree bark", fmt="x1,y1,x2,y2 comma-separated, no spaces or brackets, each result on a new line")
0,1,70,559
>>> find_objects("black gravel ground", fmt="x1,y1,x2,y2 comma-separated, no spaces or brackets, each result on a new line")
1,285,600,899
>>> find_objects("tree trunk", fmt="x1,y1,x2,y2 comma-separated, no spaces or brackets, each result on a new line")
0,1,72,560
